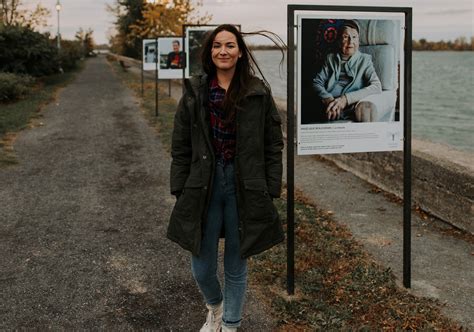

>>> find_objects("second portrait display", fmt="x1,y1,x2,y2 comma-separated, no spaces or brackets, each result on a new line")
157,37,186,79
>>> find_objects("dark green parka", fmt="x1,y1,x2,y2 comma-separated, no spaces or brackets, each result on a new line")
167,74,284,258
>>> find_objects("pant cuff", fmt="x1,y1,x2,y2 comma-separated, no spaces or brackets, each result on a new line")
222,318,242,328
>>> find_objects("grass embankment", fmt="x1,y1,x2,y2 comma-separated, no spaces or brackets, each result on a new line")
253,192,462,331
107,57,463,331
0,64,84,166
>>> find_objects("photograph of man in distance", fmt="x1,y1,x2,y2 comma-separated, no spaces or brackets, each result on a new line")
157,37,186,79
161,39,185,69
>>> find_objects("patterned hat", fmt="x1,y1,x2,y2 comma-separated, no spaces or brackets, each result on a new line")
341,19,360,33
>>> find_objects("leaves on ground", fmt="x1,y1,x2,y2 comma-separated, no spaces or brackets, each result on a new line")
249,190,463,330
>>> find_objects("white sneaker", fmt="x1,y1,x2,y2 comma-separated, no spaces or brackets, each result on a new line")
199,301,223,332
221,326,237,332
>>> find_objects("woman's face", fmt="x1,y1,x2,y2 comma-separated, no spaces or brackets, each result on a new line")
340,27,359,57
211,30,241,72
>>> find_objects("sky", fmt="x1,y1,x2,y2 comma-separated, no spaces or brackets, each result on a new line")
27,0,474,45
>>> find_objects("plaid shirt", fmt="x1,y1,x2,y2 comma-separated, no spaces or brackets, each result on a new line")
208,77,236,162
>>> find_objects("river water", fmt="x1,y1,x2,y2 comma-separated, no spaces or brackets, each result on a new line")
252,50,474,153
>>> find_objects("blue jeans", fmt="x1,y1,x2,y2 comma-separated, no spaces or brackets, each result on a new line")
191,161,247,328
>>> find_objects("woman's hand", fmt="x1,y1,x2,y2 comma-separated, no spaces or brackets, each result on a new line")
325,95,348,120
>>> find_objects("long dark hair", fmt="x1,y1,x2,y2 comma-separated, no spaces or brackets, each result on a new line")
201,24,285,123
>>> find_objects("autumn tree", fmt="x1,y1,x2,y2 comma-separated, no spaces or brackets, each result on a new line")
108,0,211,58
107,0,144,57
75,27,95,57
0,0,49,29
453,36,467,50
130,0,211,38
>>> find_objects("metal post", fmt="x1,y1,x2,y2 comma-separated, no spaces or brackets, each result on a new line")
403,8,413,289
155,38,159,117
56,1,61,51
182,29,186,94
55,1,62,73
141,49,144,97
287,6,296,296
57,11,60,50
141,66,144,97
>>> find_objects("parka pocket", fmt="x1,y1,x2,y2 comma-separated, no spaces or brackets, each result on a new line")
173,176,205,218
168,177,206,250
243,178,275,221
271,111,282,124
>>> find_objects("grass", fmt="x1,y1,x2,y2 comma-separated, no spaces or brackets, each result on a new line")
0,63,85,167
107,57,464,331
250,190,463,330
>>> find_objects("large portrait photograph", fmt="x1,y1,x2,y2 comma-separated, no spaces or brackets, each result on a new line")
158,37,185,79
297,10,406,155
142,39,157,71
184,26,216,78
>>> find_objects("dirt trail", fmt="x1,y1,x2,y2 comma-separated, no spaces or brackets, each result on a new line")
0,56,275,330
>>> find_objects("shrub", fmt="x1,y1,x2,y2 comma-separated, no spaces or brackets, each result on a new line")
0,72,35,102
58,40,83,71
0,25,84,76
0,25,59,76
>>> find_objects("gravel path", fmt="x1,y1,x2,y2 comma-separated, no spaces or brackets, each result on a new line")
0,56,276,330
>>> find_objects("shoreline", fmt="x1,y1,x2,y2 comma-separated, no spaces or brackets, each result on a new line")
273,97,474,233
118,54,473,233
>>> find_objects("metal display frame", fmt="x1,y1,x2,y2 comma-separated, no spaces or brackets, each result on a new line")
142,38,159,71
140,37,159,115
142,36,183,116
158,35,185,83
286,5,412,294
182,24,220,82
157,35,183,100
141,37,158,97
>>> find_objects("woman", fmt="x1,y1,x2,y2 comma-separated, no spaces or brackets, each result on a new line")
167,24,284,331
313,19,382,122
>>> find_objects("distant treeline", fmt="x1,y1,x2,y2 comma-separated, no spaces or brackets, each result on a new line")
95,44,110,50
249,37,474,51
412,37,473,51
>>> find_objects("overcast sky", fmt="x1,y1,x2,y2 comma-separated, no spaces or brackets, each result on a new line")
29,0,473,45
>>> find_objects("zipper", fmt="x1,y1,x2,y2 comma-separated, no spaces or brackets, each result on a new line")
235,107,244,244
195,77,215,227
